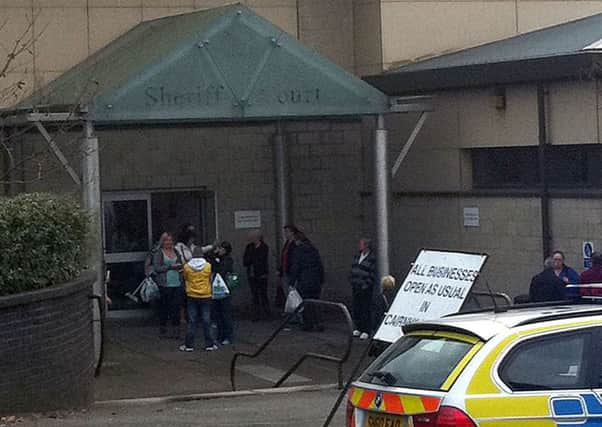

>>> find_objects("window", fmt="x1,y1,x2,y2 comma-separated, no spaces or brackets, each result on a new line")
360,335,476,390
499,332,591,391
471,145,602,189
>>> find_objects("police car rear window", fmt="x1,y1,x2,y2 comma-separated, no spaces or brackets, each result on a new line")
361,335,474,390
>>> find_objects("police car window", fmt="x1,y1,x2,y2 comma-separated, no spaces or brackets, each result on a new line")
360,335,474,390
499,332,590,392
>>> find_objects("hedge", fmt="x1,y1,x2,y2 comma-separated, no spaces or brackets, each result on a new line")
0,193,88,296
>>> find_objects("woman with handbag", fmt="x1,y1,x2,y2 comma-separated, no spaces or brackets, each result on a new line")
152,232,184,339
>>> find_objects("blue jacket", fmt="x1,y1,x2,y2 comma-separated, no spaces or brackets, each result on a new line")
559,265,580,298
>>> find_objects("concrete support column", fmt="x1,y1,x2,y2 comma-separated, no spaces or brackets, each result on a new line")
81,120,103,292
274,123,291,245
81,119,103,369
374,114,390,279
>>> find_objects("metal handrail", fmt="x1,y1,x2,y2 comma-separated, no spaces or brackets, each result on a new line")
230,299,354,391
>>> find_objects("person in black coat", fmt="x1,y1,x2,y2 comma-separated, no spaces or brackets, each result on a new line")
243,230,271,321
212,241,235,344
289,231,325,331
529,257,567,302
349,238,378,340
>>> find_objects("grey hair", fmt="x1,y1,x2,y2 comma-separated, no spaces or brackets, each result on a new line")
360,238,372,249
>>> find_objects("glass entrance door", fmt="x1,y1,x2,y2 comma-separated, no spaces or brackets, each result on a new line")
103,192,152,310
102,190,216,310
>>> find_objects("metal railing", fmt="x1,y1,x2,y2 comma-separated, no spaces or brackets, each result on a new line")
230,299,354,391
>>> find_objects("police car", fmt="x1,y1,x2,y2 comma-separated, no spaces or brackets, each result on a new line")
347,303,602,426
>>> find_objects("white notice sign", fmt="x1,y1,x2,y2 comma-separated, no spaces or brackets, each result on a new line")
463,207,480,227
234,210,261,229
374,249,488,343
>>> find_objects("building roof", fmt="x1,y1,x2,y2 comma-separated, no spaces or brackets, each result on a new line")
403,304,602,340
8,3,389,123
366,13,602,95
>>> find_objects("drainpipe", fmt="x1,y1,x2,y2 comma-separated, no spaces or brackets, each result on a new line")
374,114,390,279
274,122,290,250
537,84,552,259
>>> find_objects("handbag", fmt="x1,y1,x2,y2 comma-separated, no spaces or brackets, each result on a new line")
225,272,241,290
212,273,230,300
284,288,303,313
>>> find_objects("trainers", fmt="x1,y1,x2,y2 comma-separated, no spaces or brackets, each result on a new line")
359,332,370,340
221,339,232,346
179,345,194,352
205,344,218,351
352,330,361,337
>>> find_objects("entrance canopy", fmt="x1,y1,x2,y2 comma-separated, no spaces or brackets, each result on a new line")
11,3,389,124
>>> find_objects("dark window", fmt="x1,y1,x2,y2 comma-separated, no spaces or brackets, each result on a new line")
471,145,602,189
499,331,591,391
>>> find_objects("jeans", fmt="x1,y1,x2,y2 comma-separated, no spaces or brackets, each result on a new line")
213,296,233,342
352,287,372,333
185,297,214,348
159,286,183,328
249,276,271,319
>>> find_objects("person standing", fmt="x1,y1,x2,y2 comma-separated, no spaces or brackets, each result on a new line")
529,257,564,302
579,252,602,297
276,225,298,310
289,231,325,332
213,241,235,345
152,232,184,339
349,238,377,340
180,247,217,352
551,250,580,298
243,230,271,321
175,223,197,263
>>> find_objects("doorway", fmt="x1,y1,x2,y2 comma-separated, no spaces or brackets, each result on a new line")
103,189,216,310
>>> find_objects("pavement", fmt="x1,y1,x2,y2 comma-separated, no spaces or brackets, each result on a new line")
95,310,371,401
11,388,346,426
5,311,364,426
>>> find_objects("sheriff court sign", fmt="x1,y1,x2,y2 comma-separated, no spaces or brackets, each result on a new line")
375,249,488,343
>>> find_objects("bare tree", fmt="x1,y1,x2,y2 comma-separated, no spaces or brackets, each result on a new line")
0,11,90,193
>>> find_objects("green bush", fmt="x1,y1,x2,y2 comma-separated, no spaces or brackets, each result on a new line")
0,193,88,296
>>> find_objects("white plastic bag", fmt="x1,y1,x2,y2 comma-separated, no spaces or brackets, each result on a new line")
285,288,303,313
212,273,230,300
140,277,160,303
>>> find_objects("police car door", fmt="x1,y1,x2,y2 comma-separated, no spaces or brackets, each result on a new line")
492,328,597,427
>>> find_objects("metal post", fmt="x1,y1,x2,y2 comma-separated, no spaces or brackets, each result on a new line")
374,114,390,279
274,122,290,244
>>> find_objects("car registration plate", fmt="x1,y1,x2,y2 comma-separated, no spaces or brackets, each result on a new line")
365,412,408,427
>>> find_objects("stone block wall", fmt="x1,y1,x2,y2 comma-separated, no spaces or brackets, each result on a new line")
0,275,95,414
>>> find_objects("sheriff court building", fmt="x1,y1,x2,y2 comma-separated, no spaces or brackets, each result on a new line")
2,1,602,309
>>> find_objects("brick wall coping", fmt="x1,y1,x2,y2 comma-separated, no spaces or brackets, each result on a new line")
0,271,96,309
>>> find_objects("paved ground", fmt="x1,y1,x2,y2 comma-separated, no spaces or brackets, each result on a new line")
95,311,371,401
14,388,346,426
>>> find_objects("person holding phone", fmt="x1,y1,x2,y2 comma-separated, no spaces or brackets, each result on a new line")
153,232,184,338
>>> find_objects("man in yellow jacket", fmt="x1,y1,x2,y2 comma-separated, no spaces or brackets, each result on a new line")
179,247,217,352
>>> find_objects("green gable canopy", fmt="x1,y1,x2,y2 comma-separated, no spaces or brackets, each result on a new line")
16,4,389,123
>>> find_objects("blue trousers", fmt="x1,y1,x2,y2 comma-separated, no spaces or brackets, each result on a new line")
213,296,233,342
185,297,214,348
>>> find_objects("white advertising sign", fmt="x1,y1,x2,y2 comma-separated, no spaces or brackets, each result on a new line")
234,210,261,229
374,249,488,343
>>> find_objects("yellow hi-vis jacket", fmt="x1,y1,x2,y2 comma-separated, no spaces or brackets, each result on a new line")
183,257,212,299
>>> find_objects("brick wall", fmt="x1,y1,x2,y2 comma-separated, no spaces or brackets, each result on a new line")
0,275,95,414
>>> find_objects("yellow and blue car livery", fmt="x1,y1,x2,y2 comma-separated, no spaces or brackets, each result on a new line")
347,304,602,427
